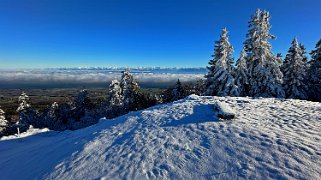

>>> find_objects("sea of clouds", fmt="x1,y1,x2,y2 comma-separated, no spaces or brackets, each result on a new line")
0,69,205,89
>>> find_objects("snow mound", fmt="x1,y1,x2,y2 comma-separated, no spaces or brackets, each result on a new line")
215,101,235,119
0,95,320,179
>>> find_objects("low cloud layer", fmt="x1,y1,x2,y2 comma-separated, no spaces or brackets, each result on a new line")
0,70,205,89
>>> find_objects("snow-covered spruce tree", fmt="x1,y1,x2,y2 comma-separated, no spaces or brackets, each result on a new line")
49,102,59,119
281,37,308,99
104,79,124,118
0,106,9,136
120,71,140,111
299,43,308,63
235,49,250,96
205,28,239,96
308,39,321,101
172,79,184,101
107,80,123,107
244,9,284,98
16,92,35,133
74,89,91,113
16,92,30,113
41,102,59,129
55,102,73,130
73,89,95,128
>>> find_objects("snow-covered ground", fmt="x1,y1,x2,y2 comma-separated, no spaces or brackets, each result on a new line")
0,95,320,179
1,126,50,141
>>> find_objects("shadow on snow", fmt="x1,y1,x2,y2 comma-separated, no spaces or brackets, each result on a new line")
163,104,219,127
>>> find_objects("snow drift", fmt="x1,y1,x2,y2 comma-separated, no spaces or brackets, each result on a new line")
0,95,320,179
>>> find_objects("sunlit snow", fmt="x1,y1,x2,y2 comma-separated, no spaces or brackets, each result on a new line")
0,95,320,179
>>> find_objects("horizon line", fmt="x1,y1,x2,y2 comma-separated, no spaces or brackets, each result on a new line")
0,66,208,71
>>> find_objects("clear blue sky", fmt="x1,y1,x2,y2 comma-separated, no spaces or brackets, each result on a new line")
0,0,320,68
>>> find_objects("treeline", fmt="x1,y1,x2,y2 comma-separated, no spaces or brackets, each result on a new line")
204,9,321,101
0,71,203,137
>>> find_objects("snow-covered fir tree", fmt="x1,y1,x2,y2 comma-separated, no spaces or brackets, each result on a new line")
16,92,30,113
235,49,249,96
42,102,59,129
308,39,321,101
74,89,92,121
0,107,7,126
49,102,59,118
172,79,184,101
299,43,308,63
107,80,123,107
16,92,35,128
281,37,308,99
0,106,8,136
120,71,140,110
55,103,73,130
205,28,239,96
244,9,284,98
75,89,90,110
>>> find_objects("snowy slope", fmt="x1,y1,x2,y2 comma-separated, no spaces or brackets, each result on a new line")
0,95,320,179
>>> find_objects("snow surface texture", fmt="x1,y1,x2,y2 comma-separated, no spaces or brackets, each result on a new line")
0,95,320,179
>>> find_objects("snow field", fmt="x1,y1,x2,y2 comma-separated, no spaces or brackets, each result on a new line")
0,95,320,179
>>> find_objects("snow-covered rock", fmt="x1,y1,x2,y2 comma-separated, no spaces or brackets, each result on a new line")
0,95,320,179
215,101,235,119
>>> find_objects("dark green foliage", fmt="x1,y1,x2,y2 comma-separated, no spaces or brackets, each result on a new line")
161,80,205,103
171,79,184,101
308,39,321,101
281,38,308,99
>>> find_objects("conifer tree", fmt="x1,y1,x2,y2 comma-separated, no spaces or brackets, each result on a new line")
75,89,90,110
0,106,8,136
244,9,284,98
49,102,59,118
282,37,308,99
308,39,321,101
107,80,123,107
299,43,308,63
56,103,73,130
17,92,30,113
42,102,59,129
205,28,239,96
235,49,249,96
74,89,92,121
120,71,140,110
16,92,35,133
172,79,184,101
